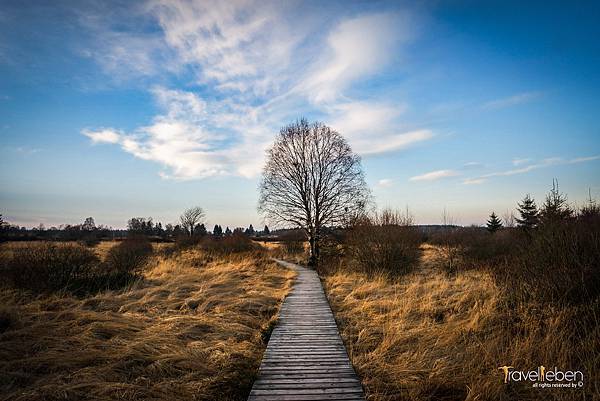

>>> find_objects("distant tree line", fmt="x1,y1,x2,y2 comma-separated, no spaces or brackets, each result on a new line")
0,210,270,243
485,179,593,233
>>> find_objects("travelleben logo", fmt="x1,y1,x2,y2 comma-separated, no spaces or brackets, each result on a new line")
498,365,584,388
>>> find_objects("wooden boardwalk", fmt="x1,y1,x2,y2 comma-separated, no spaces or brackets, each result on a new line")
248,260,365,401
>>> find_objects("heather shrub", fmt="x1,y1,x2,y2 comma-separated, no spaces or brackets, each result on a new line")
344,208,421,275
0,243,99,292
104,236,153,276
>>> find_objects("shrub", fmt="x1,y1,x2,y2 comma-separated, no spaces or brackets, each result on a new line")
0,243,99,292
429,212,600,305
499,215,600,305
0,306,19,333
429,227,519,271
344,209,421,275
104,237,153,277
200,233,260,254
283,240,304,255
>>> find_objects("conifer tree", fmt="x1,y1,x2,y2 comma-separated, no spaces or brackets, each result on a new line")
225,226,232,236
263,225,270,235
516,194,539,229
213,224,223,237
486,212,502,233
195,223,207,236
539,179,572,224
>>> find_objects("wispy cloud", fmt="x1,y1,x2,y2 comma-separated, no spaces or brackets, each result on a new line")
81,2,432,179
7,146,43,155
83,128,122,144
482,91,542,110
463,161,484,169
462,155,600,184
377,178,393,188
512,157,531,166
409,169,460,182
301,12,412,104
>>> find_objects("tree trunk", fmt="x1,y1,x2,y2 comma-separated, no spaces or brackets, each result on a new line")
308,234,317,266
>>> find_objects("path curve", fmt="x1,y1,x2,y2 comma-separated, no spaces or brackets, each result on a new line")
248,259,365,401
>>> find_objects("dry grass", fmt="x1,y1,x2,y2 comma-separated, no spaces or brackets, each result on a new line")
0,248,295,401
0,241,171,261
323,244,599,401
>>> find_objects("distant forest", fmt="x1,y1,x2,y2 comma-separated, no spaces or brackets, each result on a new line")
0,215,272,243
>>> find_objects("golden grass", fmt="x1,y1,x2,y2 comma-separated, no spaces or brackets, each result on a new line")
323,244,599,401
0,240,172,261
0,248,295,401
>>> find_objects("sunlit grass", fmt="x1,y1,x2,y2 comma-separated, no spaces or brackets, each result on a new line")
323,244,598,401
0,246,295,401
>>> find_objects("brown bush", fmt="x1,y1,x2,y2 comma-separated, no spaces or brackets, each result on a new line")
200,233,260,254
428,227,519,272
0,242,99,292
283,240,304,255
498,215,600,305
344,209,421,275
427,212,600,305
104,236,153,278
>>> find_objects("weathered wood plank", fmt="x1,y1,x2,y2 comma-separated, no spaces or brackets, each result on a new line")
248,259,365,401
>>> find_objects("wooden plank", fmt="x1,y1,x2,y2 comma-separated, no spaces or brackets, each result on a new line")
248,259,365,401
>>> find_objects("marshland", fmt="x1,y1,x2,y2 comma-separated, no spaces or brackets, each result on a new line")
2,2,599,401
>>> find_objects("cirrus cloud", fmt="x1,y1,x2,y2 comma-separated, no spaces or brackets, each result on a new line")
409,169,460,182
81,1,433,180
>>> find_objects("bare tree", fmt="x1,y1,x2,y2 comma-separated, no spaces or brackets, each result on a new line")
259,119,370,265
502,210,516,228
180,207,206,237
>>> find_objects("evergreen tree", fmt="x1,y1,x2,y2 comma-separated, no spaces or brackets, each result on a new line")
263,225,270,235
195,223,207,236
579,189,600,220
225,226,232,236
516,194,539,229
245,224,255,236
82,217,96,231
213,224,223,237
539,179,572,224
155,222,164,237
486,212,502,233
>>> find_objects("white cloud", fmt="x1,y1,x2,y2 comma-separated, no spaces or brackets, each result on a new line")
327,101,433,154
83,128,122,144
377,178,393,188
462,155,600,184
463,161,483,169
462,178,487,185
409,169,459,182
81,3,432,179
482,91,542,110
302,12,411,104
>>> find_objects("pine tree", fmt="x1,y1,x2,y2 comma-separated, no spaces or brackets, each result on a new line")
486,212,502,233
539,179,572,224
516,194,539,229
213,224,222,237
195,223,207,236
263,225,270,235
225,226,232,236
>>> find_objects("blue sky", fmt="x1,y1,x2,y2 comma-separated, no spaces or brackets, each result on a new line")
1,0,599,228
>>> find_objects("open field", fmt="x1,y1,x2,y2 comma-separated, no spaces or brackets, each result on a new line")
0,245,294,401
322,244,599,401
0,240,172,260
